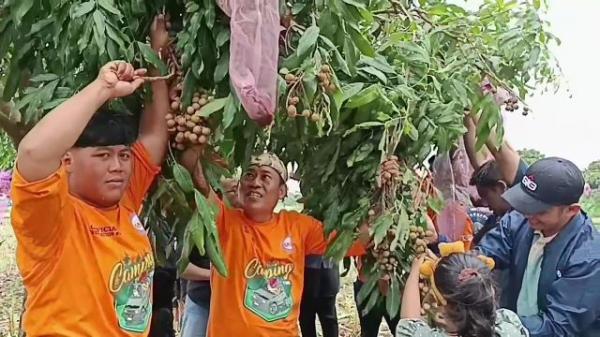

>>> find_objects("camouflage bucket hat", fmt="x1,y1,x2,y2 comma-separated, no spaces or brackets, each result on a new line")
249,153,288,182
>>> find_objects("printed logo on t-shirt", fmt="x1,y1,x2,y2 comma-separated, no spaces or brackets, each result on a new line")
109,252,155,333
282,236,294,253
243,258,294,322
89,225,120,237
131,214,146,234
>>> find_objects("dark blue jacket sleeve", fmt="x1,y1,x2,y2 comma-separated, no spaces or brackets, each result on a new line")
520,252,600,336
475,212,518,269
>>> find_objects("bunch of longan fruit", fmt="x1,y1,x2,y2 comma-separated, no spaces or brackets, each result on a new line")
166,89,213,150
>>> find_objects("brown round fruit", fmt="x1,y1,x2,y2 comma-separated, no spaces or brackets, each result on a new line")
368,209,376,217
191,116,201,123
165,113,174,120
193,125,202,134
167,119,176,128
175,132,185,142
186,121,196,129
167,127,176,134
192,96,200,103
198,135,207,144
287,105,297,115
198,98,208,106
177,118,186,126
188,133,198,143
423,303,431,311
318,72,328,82
193,92,201,98
321,65,331,73
285,73,295,81
192,103,201,110
186,106,195,114
176,143,186,151
201,127,211,136
310,114,320,122
177,125,187,132
382,251,390,257
301,109,311,117
290,96,299,105
170,101,179,110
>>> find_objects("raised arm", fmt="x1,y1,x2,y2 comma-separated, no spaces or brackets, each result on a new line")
17,62,145,182
179,146,219,204
469,113,522,185
137,15,170,166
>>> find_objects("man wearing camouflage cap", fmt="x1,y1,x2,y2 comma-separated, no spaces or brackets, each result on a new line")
179,149,371,337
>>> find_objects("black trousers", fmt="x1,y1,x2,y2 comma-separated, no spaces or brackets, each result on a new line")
299,267,340,337
353,280,400,337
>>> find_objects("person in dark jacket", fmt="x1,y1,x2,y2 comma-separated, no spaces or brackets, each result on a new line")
477,157,600,337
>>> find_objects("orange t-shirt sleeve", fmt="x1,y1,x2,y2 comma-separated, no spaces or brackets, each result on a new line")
462,217,475,250
126,142,161,209
304,217,366,257
10,166,68,260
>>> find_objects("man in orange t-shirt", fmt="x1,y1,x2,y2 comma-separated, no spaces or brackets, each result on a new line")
10,16,170,337
180,150,377,337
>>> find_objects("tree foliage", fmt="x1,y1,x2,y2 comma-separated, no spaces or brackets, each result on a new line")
584,160,600,190
0,0,560,310
518,148,545,165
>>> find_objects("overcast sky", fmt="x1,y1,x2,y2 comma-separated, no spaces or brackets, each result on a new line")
489,0,599,169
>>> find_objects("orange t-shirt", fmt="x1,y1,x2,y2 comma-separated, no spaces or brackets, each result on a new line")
207,204,364,337
11,143,160,337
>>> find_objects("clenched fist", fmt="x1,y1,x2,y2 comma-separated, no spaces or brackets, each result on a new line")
97,61,147,99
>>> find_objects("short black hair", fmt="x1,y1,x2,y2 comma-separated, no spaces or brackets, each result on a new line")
74,106,137,148
470,160,503,187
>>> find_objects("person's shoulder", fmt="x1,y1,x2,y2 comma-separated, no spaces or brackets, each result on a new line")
279,210,320,225
569,214,600,261
499,210,528,228
495,309,530,336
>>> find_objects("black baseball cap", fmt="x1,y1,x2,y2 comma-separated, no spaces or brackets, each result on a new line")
502,157,584,215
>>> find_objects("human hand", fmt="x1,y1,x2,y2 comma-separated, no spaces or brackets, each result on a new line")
97,61,146,98
150,14,170,53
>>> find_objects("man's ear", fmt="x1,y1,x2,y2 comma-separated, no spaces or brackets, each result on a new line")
278,182,288,201
497,180,508,192
62,152,73,172
567,203,581,214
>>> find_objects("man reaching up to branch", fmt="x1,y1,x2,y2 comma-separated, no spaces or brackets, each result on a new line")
10,16,170,337
179,147,373,337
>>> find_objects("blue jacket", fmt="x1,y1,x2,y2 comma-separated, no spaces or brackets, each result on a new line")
477,211,600,337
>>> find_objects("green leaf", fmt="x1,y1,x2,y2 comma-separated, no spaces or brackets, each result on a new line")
93,11,107,54
98,0,122,17
2,64,21,101
215,29,230,48
373,213,394,246
427,195,444,214
292,3,306,14
172,163,195,194
359,66,388,84
199,98,227,117
137,42,168,75
404,120,419,141
341,83,364,102
222,94,238,129
362,288,380,316
214,50,230,83
343,121,384,137
297,25,320,57
72,1,95,18
29,18,54,35
356,273,379,305
347,143,374,167
13,0,35,24
534,0,541,9
348,26,375,57
345,84,380,108
385,278,401,319
29,74,59,82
